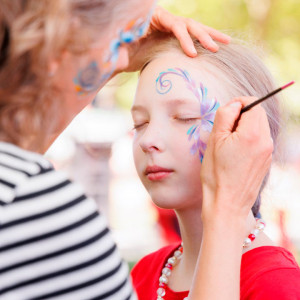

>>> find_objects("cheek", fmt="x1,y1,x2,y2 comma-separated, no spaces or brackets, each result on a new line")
186,125,211,163
115,47,129,71
132,140,143,172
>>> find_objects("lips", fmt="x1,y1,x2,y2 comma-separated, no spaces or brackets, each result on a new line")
144,165,173,181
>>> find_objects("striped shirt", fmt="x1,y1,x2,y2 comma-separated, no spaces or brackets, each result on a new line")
0,142,135,300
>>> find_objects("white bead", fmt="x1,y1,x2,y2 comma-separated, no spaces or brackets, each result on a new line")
183,298,189,300
243,237,251,247
174,250,182,259
157,288,166,296
159,274,168,284
258,219,266,225
168,257,176,265
251,228,260,236
162,267,171,277
157,297,163,300
256,223,265,231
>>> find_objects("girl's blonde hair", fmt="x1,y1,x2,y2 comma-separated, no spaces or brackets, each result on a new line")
0,0,140,150
140,33,281,217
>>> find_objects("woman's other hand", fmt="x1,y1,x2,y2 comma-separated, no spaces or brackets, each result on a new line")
200,97,274,222
123,6,230,72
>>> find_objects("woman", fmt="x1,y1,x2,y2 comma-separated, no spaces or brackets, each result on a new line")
130,34,300,299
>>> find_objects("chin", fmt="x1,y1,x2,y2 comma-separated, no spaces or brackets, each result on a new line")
150,193,185,210
148,186,203,211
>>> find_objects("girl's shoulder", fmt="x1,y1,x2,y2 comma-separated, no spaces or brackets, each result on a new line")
131,243,179,276
241,246,300,299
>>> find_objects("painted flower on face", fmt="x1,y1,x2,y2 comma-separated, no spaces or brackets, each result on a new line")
156,68,220,162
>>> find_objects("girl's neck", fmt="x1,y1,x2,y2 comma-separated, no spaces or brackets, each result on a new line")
168,206,203,292
168,206,269,292
176,207,203,269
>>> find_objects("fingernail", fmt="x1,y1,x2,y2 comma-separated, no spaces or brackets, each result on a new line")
230,102,242,108
191,47,197,55
210,41,218,49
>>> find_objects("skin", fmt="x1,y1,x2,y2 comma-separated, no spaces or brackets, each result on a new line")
44,3,230,153
47,3,155,148
132,50,274,298
2,0,272,298
27,1,273,298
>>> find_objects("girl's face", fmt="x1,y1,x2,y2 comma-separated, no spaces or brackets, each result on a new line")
132,51,224,210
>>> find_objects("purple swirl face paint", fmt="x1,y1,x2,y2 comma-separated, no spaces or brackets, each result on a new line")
156,68,220,162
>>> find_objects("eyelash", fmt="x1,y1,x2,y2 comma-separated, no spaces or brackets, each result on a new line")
132,122,147,130
176,117,199,123
132,118,199,130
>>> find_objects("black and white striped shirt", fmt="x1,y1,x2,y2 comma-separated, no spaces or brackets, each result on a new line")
0,142,135,300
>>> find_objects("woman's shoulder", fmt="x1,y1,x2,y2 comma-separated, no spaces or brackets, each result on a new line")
0,141,54,205
241,246,300,299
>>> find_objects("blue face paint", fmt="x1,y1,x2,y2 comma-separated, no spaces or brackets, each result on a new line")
155,68,220,162
73,5,155,96
73,61,100,95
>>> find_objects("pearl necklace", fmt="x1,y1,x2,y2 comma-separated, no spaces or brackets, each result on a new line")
156,218,266,300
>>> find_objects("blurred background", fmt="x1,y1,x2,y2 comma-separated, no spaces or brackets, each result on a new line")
46,0,300,267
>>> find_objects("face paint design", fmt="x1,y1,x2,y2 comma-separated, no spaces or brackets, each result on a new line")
73,61,100,95
156,68,220,162
74,5,155,96
103,7,154,77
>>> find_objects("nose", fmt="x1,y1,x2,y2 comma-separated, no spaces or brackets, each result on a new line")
138,122,165,154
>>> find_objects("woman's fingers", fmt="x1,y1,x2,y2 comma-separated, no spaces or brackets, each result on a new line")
169,20,198,56
150,6,231,56
185,19,231,52
212,102,242,137
234,97,272,143
229,97,274,160
201,96,274,218
186,20,219,53
201,24,231,44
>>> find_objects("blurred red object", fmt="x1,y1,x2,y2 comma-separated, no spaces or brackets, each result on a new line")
154,205,181,244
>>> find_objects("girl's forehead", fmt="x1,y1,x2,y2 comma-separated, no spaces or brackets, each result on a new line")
136,56,229,107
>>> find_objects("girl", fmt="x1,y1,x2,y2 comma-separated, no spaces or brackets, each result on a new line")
131,34,300,299
0,1,231,299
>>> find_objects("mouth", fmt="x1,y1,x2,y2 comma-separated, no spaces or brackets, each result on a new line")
144,165,174,181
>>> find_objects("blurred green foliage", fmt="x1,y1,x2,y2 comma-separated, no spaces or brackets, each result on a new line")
116,0,300,118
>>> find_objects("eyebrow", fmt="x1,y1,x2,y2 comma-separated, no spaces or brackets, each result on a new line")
131,97,199,113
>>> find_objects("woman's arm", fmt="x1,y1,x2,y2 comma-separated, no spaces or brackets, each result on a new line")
189,98,273,299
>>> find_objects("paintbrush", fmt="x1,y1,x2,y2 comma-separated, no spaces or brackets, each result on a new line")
240,81,295,114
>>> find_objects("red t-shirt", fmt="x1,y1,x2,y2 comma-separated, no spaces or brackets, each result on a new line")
131,244,300,300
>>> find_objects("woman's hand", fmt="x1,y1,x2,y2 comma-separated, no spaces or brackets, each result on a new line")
200,97,274,222
188,97,273,300
150,6,230,56
123,6,230,73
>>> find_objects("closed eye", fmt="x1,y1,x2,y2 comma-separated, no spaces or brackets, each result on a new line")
132,122,148,130
176,117,201,123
